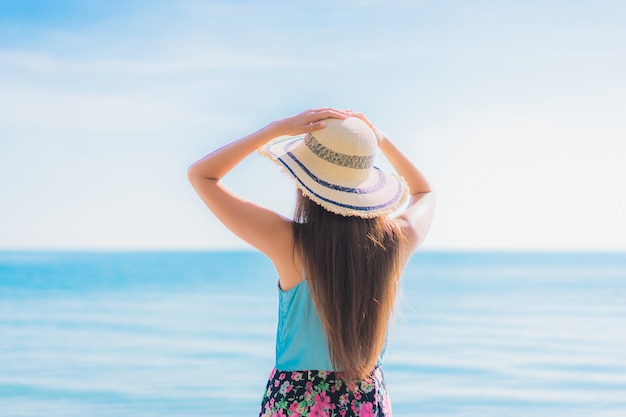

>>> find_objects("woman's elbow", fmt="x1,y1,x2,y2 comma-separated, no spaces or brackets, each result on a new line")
187,164,199,185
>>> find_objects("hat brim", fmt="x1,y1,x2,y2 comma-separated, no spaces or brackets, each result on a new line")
259,134,410,218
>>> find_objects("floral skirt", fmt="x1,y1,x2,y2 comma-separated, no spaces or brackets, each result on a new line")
259,366,392,416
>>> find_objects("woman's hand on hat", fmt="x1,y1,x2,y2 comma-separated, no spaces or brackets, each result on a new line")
271,108,351,137
345,110,386,146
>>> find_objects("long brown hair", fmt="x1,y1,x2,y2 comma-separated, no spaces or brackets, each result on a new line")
292,190,403,380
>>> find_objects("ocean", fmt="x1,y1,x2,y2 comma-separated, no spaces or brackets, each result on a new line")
0,251,625,417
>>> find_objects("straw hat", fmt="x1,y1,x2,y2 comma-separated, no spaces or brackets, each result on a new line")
259,117,409,218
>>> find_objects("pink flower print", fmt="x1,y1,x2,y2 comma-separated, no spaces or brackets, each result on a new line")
288,402,304,417
359,402,376,417
279,372,286,380
353,390,362,400
339,393,349,407
351,400,360,414
291,371,303,381
305,381,314,392
308,402,328,417
279,381,292,395
260,405,272,417
304,390,314,403
313,391,332,411
317,370,329,379
260,402,273,416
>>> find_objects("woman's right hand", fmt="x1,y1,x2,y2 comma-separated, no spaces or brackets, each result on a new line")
270,108,351,138
344,110,386,146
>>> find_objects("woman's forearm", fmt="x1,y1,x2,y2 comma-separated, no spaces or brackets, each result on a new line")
187,123,279,182
187,108,351,183
376,130,432,196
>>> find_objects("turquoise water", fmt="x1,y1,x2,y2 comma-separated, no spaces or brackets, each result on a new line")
1,251,625,416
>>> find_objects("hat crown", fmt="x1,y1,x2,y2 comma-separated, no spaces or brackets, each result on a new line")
311,117,377,158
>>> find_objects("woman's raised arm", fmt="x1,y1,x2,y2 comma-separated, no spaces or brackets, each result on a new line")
349,111,435,258
376,129,435,252
186,108,350,257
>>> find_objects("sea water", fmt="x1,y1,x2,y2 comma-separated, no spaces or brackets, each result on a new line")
0,251,625,417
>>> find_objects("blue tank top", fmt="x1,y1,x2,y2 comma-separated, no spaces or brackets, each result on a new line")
275,279,334,371
275,278,387,371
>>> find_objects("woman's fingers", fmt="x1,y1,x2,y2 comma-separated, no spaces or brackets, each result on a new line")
277,108,353,136
308,107,346,114
300,120,326,133
304,108,350,122
289,108,348,134
349,111,374,129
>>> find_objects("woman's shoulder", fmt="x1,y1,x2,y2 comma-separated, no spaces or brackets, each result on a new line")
266,221,304,292
393,192,435,252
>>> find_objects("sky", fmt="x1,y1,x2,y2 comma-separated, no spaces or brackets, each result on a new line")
1,0,625,251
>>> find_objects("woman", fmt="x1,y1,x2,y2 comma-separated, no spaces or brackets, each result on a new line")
188,108,434,416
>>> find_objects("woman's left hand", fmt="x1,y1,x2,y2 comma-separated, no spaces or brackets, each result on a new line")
270,108,351,137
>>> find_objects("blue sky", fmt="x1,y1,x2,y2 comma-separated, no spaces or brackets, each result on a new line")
1,0,625,250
